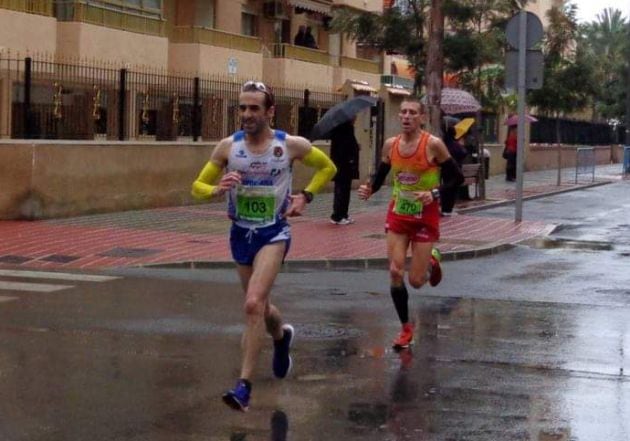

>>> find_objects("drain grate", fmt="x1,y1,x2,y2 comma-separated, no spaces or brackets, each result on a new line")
363,233,386,239
98,247,161,258
41,254,80,263
0,255,33,264
524,237,613,251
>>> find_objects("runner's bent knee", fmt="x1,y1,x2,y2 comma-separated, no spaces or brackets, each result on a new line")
244,296,266,316
408,273,427,289
389,261,405,284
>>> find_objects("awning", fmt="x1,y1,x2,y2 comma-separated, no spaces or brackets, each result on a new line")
288,0,332,15
352,83,377,93
336,80,377,94
387,87,411,96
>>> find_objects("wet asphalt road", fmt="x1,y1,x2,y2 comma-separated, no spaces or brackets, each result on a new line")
0,182,628,441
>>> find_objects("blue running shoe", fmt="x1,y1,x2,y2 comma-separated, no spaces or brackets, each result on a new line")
222,380,250,412
273,324,294,379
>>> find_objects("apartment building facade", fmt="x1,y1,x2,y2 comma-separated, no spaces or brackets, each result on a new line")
0,0,383,91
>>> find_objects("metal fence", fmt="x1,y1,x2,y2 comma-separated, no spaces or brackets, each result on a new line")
0,54,344,141
530,116,618,146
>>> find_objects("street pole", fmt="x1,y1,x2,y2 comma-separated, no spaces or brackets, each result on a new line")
515,9,527,222
626,17,630,145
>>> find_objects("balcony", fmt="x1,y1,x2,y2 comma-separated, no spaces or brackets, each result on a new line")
340,56,381,74
0,0,53,15
170,26,262,54
272,44,334,66
56,1,165,36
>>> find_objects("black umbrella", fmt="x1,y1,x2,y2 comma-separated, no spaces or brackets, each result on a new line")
310,95,377,141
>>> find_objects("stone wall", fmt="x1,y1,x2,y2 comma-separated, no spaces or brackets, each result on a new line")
0,140,623,220
0,140,332,220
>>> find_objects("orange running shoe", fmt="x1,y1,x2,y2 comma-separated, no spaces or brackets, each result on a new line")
392,323,415,349
429,247,442,287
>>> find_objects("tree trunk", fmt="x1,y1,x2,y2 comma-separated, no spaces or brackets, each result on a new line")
425,0,444,136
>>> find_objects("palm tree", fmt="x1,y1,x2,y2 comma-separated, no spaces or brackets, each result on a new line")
528,3,595,185
579,8,628,122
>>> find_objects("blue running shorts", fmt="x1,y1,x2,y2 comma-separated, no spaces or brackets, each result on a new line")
230,221,291,266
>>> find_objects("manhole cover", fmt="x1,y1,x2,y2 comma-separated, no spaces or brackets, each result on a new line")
296,323,362,340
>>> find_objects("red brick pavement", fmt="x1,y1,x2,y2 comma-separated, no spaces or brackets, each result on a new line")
0,205,555,270
1,165,619,270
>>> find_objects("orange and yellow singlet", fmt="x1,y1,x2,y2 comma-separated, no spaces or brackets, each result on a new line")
388,131,441,222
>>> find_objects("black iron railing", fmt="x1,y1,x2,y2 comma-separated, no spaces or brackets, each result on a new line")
1,54,344,141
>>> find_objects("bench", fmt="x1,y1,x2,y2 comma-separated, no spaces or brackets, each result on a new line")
461,163,481,198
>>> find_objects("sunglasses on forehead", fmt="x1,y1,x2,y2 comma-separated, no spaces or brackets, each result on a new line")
242,81,269,93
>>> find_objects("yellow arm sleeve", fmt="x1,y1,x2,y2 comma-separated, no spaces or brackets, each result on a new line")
191,161,222,200
302,146,337,194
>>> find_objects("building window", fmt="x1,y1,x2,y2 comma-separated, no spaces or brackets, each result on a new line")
241,12,257,36
82,0,163,17
194,0,215,28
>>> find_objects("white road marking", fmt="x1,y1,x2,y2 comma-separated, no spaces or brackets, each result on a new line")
0,281,73,293
0,269,119,282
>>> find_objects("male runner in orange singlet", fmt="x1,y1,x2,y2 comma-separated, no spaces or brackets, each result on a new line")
358,96,463,349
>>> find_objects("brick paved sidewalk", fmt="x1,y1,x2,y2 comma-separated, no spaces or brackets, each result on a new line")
0,164,621,270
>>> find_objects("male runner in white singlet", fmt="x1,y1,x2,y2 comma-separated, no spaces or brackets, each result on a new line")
192,81,336,411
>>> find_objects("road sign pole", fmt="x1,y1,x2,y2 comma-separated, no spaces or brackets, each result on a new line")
515,9,527,222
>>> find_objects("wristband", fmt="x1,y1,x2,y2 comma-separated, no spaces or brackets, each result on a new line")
431,188,440,200
301,190,314,203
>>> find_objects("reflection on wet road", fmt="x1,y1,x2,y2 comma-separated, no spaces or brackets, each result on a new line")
0,182,629,440
0,263,628,441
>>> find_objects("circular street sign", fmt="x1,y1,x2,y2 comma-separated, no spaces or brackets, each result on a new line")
506,11,544,50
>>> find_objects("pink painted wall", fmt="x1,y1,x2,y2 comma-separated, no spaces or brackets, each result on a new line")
0,9,57,54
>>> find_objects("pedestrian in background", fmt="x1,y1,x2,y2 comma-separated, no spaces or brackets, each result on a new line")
504,125,517,181
304,26,318,49
330,119,360,225
191,81,336,412
439,123,466,216
293,25,306,47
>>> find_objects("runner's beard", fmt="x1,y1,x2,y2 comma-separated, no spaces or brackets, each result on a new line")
242,118,266,135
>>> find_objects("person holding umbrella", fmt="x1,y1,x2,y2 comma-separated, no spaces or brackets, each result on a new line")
329,118,360,224
357,96,464,350
311,95,376,224
439,119,467,216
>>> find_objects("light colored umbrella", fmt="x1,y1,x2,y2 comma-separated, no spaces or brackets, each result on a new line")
504,114,538,126
440,88,481,115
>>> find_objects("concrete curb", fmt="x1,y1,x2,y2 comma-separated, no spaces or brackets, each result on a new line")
458,180,613,214
140,243,516,271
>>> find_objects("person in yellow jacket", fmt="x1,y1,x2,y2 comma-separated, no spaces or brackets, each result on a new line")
191,81,336,412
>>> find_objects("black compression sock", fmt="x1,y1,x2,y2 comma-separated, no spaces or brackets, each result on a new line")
390,284,409,324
